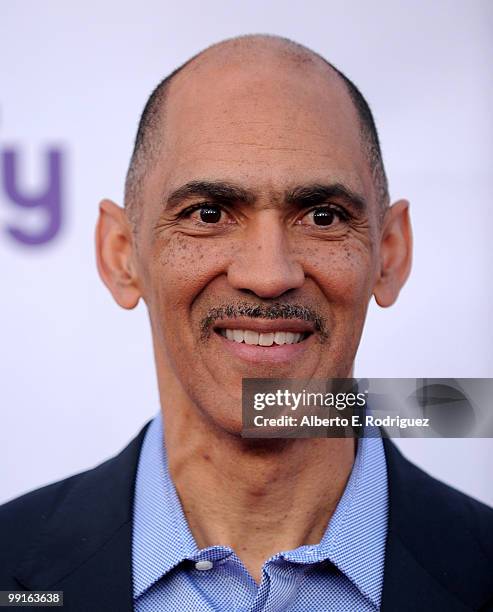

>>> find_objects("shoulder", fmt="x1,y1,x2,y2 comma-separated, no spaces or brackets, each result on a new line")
382,439,493,609
0,475,77,571
384,438,493,543
0,424,149,588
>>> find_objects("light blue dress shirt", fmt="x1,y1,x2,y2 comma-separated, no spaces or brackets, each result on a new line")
132,414,388,611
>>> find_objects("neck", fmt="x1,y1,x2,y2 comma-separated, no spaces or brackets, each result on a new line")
161,398,355,583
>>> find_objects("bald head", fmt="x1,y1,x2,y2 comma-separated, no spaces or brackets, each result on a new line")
124,35,389,227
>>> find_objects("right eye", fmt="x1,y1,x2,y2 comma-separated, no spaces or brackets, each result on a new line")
181,203,233,225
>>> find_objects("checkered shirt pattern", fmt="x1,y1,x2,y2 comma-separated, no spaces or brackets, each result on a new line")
132,414,388,611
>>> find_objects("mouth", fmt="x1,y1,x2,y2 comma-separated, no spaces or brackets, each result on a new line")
212,319,315,363
216,328,310,346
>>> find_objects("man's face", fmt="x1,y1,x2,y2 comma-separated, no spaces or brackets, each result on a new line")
134,51,382,433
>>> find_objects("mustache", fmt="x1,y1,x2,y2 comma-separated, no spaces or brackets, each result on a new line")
200,302,328,341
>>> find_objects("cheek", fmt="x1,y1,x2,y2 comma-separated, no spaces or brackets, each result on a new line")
144,233,232,318
298,239,376,307
296,240,376,372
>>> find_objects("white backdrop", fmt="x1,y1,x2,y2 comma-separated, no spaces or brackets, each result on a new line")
1,0,492,506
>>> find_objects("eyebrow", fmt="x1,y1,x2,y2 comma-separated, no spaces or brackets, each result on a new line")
164,180,367,214
286,183,367,214
166,181,255,211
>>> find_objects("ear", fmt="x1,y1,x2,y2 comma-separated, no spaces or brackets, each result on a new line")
373,199,413,307
95,199,141,309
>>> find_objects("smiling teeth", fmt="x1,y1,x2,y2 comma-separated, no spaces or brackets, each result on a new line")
222,329,304,345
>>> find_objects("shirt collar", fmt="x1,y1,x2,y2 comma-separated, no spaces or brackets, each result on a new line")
281,430,388,608
132,415,198,598
132,414,388,607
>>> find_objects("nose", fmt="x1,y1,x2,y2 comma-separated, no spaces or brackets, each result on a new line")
227,212,304,299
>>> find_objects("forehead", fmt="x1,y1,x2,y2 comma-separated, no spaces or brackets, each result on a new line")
144,49,374,205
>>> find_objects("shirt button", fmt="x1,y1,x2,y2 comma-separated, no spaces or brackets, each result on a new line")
195,560,214,571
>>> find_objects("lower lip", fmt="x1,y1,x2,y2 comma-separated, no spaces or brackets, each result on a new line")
214,331,313,364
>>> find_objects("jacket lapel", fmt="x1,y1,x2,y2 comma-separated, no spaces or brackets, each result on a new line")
381,439,489,611
14,424,150,612
381,527,469,611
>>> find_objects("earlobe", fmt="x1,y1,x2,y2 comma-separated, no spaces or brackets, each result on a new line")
373,199,413,308
95,199,142,309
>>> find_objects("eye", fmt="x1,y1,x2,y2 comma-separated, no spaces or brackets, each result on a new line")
197,204,222,223
300,206,346,227
180,203,229,225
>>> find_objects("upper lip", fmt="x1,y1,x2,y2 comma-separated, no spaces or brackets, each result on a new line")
213,318,315,334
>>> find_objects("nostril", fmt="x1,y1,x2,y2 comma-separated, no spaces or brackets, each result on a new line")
238,288,261,298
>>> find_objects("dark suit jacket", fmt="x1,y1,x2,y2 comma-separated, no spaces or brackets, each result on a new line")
1,424,492,611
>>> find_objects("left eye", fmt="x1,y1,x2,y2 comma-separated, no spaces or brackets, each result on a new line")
302,206,343,227
197,205,223,223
